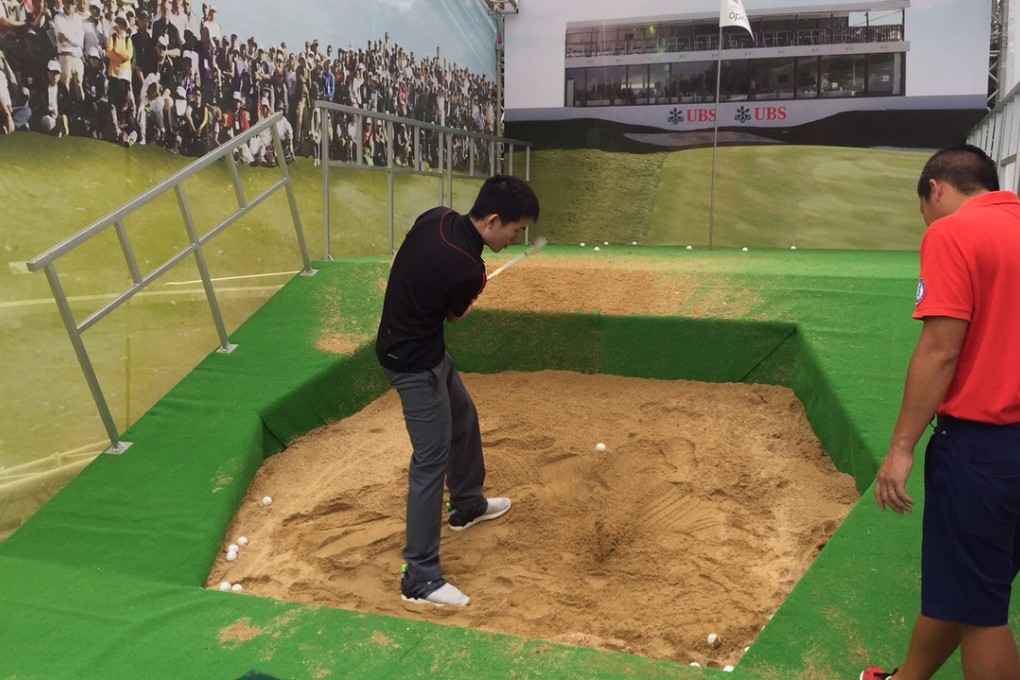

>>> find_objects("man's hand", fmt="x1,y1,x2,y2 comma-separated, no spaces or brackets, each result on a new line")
877,316,966,515
875,446,915,514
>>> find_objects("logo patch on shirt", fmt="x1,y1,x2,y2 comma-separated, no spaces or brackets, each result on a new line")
915,278,926,305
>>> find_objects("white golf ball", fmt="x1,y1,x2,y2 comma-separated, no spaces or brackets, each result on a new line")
741,247,748,252
580,242,585,247
686,245,693,251
593,246,600,252
261,496,273,507
723,666,735,673
790,245,797,250
631,241,638,245
689,662,701,668
603,241,608,246
227,544,239,553
218,581,232,592
225,551,238,562
231,583,243,592
237,536,249,547
708,633,721,648
595,442,606,453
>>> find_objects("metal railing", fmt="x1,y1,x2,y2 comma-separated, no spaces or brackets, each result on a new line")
26,113,316,455
565,24,905,58
315,101,533,258
969,78,1020,195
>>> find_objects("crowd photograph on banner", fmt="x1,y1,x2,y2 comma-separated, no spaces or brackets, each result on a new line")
0,0,499,165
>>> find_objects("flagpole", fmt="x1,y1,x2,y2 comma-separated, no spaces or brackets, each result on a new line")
709,25,723,250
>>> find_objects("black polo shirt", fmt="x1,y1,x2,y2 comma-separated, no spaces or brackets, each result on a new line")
376,207,486,372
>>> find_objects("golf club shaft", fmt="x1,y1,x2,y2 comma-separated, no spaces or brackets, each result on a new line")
487,238,547,281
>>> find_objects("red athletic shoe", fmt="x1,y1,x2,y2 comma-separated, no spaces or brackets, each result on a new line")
859,668,896,680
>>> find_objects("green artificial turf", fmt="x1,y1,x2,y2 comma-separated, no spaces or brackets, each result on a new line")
2,247,1013,679
0,134,979,678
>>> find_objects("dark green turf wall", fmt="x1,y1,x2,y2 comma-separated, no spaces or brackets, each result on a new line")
449,311,869,490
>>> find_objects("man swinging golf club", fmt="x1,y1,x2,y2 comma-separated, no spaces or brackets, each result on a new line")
376,174,541,606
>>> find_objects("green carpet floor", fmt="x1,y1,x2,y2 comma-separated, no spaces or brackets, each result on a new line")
1,246,1013,679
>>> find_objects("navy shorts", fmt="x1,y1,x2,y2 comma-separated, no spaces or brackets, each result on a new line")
921,416,1020,627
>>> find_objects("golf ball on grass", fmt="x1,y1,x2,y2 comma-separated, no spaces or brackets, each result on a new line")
595,442,606,453
580,242,585,247
686,245,693,251
261,496,273,507
741,247,748,252
218,581,232,592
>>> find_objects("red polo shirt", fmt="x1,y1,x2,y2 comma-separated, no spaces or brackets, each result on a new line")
914,190,1020,424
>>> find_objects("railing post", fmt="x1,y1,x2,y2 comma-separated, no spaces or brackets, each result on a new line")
225,152,248,209
114,219,143,285
174,185,236,354
42,264,130,454
414,126,421,171
439,131,446,205
269,123,316,276
321,108,331,260
469,136,475,176
447,133,454,205
356,114,364,165
387,120,395,254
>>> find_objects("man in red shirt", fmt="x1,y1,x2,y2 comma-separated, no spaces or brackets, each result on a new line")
864,145,1020,679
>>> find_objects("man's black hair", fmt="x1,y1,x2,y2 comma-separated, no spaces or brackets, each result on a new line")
917,144,999,199
469,174,540,224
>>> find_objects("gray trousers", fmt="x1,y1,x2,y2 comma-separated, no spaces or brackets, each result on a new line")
383,352,486,582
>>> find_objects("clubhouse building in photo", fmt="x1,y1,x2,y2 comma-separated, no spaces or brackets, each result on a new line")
564,1,908,110
505,0,988,148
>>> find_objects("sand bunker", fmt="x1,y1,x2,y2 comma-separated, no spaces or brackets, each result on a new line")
207,370,858,669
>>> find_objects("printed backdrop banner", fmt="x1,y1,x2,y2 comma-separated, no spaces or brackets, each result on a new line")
0,0,498,159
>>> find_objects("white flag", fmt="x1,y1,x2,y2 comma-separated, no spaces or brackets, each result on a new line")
720,0,753,37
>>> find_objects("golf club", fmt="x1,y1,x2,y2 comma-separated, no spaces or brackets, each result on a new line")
486,237,548,281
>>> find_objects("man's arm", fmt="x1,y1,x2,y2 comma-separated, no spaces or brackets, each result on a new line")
875,316,968,513
447,303,473,324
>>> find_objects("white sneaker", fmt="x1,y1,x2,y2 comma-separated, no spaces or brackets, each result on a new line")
401,576,470,606
448,497,512,531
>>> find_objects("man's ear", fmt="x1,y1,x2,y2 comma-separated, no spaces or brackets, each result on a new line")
481,213,501,234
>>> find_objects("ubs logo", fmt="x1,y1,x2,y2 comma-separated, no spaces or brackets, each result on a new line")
735,106,789,123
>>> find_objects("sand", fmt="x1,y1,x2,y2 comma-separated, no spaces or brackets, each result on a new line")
207,257,859,670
